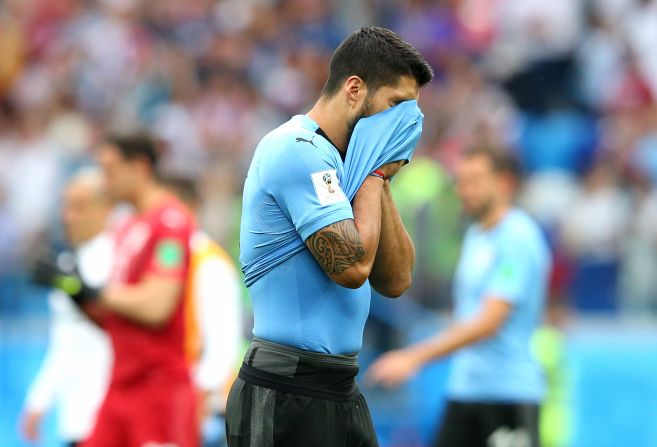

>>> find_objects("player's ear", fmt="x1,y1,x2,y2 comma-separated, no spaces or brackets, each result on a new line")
343,76,366,109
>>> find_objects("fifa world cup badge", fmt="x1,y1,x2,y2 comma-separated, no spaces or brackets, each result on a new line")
322,172,336,194
311,170,347,206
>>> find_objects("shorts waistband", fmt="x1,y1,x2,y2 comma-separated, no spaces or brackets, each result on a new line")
238,337,360,401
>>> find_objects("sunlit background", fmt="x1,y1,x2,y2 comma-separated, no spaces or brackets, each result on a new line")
2,0,657,446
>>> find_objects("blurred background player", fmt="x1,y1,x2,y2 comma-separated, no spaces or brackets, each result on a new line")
163,176,243,447
28,134,200,447
368,146,551,447
83,134,198,447
21,169,113,447
27,162,239,447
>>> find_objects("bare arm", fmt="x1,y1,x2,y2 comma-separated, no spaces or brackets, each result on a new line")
403,298,511,363
369,180,415,298
367,298,512,387
305,175,384,288
99,275,182,327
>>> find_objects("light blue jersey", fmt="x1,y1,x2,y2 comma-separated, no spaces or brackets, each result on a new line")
240,114,371,354
448,209,551,402
343,100,423,199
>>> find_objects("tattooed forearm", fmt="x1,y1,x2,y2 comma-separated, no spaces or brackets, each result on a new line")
306,219,365,274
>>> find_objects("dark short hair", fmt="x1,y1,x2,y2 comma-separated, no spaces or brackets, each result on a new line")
464,145,523,180
160,175,199,206
322,26,434,97
105,134,159,170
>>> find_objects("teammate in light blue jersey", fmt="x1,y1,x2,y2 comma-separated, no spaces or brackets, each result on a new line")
369,146,552,447
228,27,434,447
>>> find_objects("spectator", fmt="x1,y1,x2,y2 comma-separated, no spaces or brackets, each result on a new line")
559,160,629,312
619,172,657,316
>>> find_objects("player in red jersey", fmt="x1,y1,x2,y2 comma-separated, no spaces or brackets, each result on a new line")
83,134,199,447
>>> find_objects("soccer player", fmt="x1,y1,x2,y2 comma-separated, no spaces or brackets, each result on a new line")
22,169,113,447
367,147,552,447
163,176,243,447
62,135,198,447
228,27,433,447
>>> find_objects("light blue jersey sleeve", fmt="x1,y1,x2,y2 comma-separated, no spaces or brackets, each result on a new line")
259,136,354,241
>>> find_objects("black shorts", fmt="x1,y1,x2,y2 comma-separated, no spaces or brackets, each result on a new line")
225,338,378,447
435,400,540,447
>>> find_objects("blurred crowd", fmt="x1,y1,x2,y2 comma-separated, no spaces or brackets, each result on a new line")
2,0,657,317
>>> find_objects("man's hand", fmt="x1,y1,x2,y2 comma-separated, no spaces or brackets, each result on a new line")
377,160,405,179
30,252,100,305
366,349,422,388
20,410,43,443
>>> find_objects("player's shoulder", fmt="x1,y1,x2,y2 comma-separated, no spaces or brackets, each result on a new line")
267,115,317,142
509,209,541,233
501,209,548,250
499,209,534,235
258,115,335,162
151,196,194,230
89,231,114,254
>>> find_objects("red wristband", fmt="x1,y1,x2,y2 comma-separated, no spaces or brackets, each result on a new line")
371,169,386,181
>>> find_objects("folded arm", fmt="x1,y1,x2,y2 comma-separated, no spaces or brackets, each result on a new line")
100,275,182,327
305,175,384,288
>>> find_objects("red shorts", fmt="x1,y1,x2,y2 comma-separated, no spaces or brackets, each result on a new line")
82,378,199,447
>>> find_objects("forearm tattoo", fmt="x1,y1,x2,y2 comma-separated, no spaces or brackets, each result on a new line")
306,219,365,274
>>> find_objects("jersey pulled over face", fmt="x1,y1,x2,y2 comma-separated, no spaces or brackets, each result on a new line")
240,114,371,355
106,196,195,385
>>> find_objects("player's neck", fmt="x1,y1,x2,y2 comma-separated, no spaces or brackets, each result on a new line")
307,99,348,155
131,183,167,214
479,203,511,230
